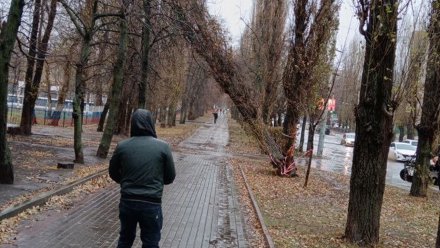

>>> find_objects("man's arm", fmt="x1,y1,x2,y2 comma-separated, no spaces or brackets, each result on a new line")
109,146,122,183
163,145,176,185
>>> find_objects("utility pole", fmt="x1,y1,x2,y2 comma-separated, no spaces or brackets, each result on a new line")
317,108,328,156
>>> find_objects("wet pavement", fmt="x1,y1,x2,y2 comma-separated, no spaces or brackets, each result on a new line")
6,116,249,248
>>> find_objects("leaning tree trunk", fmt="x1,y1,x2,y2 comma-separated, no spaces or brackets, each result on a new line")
411,0,440,197
345,1,398,246
171,1,284,159
97,14,128,158
97,100,110,132
0,0,25,184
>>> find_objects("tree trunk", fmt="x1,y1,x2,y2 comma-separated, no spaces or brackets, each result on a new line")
68,0,99,163
282,0,337,154
51,58,72,126
138,0,152,109
115,99,127,135
46,63,53,118
298,115,307,152
398,125,404,142
406,122,415,139
97,100,110,132
304,122,316,187
97,14,128,158
72,35,92,163
0,0,25,184
167,104,176,127
411,0,440,197
20,0,42,135
124,106,132,136
179,100,188,124
437,214,440,248
345,1,398,246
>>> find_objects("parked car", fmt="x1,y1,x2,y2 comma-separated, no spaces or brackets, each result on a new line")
388,142,416,162
341,132,355,147
403,139,418,147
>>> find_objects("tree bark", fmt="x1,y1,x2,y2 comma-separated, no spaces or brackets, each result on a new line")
304,121,316,187
51,56,72,126
138,0,152,109
97,13,128,158
406,122,415,140
20,0,42,135
0,0,25,184
97,100,110,132
298,115,307,152
437,213,440,248
345,1,398,245
72,33,92,163
411,0,440,197
398,125,405,142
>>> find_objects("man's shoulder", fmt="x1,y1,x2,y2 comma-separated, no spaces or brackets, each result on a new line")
116,137,135,148
152,138,170,147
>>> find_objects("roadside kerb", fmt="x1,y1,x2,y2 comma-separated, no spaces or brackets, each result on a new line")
238,164,275,248
0,169,107,221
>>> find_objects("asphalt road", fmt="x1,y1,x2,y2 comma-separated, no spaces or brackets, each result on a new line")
297,131,412,190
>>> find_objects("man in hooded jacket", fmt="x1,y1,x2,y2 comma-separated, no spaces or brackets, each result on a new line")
109,109,176,248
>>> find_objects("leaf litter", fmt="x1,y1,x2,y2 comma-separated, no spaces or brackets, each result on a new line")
227,119,440,248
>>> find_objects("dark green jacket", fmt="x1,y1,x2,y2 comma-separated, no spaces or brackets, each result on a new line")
109,109,176,203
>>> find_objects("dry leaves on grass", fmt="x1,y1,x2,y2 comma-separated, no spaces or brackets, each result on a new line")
156,122,201,147
227,118,440,248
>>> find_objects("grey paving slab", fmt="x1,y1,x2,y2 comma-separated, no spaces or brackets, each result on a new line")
9,115,249,248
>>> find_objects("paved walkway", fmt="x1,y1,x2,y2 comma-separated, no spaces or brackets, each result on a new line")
9,115,249,247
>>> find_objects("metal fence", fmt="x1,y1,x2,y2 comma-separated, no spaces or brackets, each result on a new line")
7,106,103,127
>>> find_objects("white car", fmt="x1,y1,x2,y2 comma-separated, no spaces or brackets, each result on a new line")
341,133,355,147
403,139,418,147
389,142,416,162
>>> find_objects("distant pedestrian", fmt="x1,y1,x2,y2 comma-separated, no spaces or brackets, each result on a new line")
213,109,219,124
109,109,176,248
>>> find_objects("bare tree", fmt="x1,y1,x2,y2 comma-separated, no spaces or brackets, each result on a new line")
96,1,130,158
240,0,286,124
19,0,58,135
333,40,363,132
282,0,339,153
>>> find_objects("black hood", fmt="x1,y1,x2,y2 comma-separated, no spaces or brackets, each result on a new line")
130,109,157,138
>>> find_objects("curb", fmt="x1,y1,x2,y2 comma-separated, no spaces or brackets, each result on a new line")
238,164,275,248
0,169,107,221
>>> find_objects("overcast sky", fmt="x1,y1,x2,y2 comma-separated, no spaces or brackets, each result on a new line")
207,0,360,50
